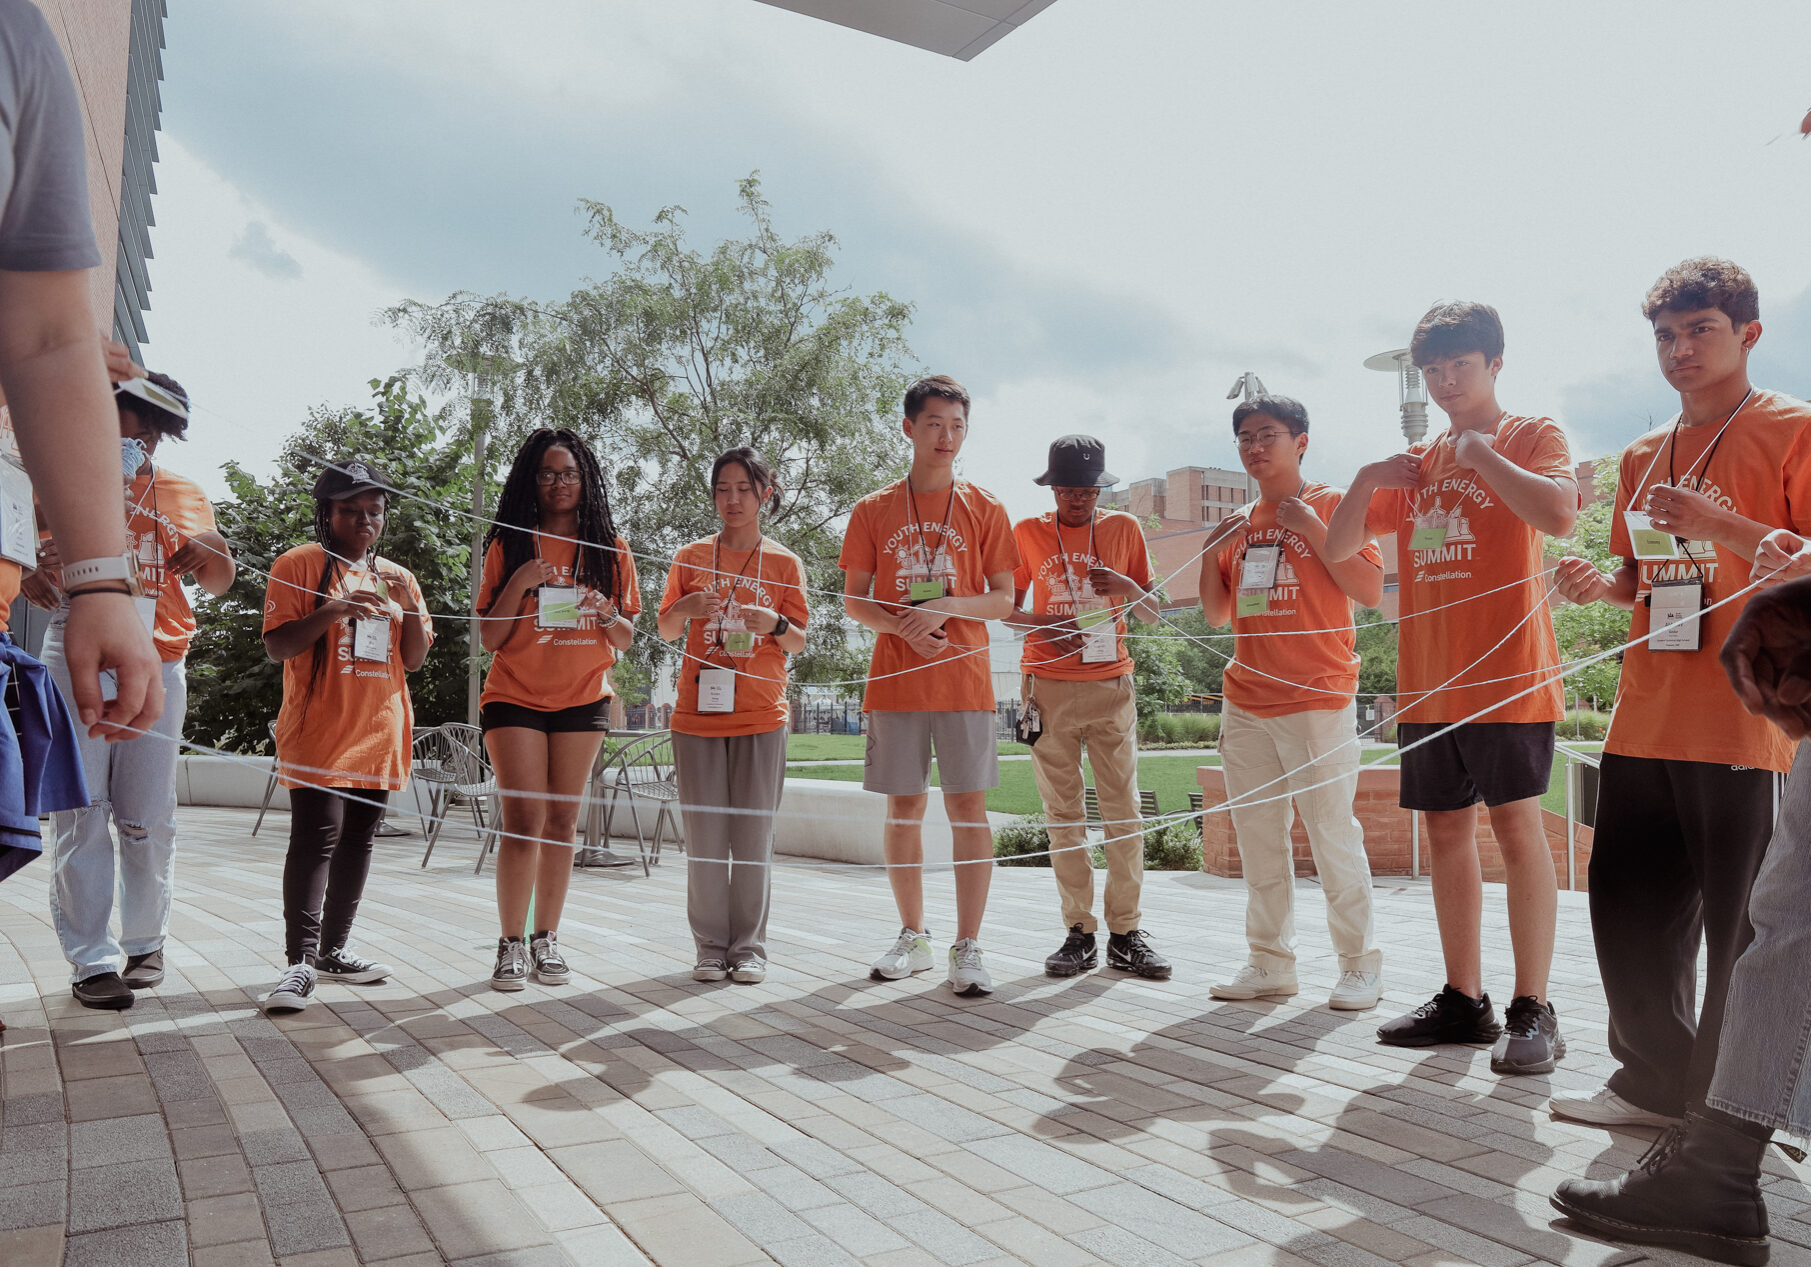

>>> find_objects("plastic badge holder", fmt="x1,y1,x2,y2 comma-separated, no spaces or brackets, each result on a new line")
0,461,34,566
537,585,581,629
697,666,736,713
1647,580,1704,652
1076,604,1117,663
354,617,391,662
908,579,945,603
1625,510,1682,561
1409,525,1447,551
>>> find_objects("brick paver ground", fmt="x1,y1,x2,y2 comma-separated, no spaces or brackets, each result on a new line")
2,807,1807,1266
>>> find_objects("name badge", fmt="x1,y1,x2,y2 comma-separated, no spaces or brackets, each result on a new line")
1076,604,1117,663
1648,580,1704,652
908,579,946,603
1239,544,1280,590
353,616,391,662
697,666,736,713
723,631,754,656
134,594,158,634
1625,510,1681,561
0,461,34,566
537,585,581,629
1236,591,1270,617
1410,526,1447,551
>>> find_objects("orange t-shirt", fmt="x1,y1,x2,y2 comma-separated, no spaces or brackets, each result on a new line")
264,544,433,790
1364,415,1573,725
0,560,18,634
127,465,217,662
839,478,1019,714
1011,509,1152,682
1219,483,1381,716
478,534,642,713
660,536,809,738
1605,390,1811,772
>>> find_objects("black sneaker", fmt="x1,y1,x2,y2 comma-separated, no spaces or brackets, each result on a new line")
1107,930,1172,981
262,963,317,1013
72,971,134,1010
1492,994,1565,1075
317,946,393,985
1045,925,1097,977
491,938,528,992
122,949,164,989
1377,984,1502,1047
530,932,571,986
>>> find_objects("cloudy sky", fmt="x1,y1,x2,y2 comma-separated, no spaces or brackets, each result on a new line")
145,0,1811,529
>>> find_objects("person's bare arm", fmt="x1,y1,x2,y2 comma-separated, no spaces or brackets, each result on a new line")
1643,484,1770,564
477,558,553,652
167,530,236,596
1554,556,1640,611
844,569,945,658
1326,458,1413,561
1276,497,1383,607
1198,551,1232,627
0,268,160,737
1453,431,1577,537
263,591,384,662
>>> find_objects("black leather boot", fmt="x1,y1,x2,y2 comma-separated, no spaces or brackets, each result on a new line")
1550,1110,1770,1265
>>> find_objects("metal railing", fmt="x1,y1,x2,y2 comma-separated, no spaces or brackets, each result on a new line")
1555,740,1601,891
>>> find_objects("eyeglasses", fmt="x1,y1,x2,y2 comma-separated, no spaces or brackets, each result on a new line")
535,470,583,486
1053,487,1101,499
1236,428,1289,451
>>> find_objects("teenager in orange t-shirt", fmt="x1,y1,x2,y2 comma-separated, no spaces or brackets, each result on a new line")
1326,301,1577,1075
260,459,432,1013
476,430,637,992
657,448,808,985
1199,396,1384,1012
1007,435,1169,982
32,369,238,1011
840,375,1018,996
1544,261,1811,1153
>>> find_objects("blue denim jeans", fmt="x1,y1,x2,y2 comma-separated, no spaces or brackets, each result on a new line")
42,615,188,982
1707,741,1811,1137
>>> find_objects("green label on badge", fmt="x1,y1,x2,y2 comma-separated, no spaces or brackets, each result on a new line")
1409,526,1448,551
1631,528,1677,559
540,595,579,624
1075,607,1115,630
908,580,945,602
724,631,754,654
1236,592,1270,617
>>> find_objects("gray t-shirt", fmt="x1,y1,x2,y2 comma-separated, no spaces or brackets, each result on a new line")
0,0,100,271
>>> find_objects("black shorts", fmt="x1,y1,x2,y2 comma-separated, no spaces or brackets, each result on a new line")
479,698,611,735
1397,721,1555,812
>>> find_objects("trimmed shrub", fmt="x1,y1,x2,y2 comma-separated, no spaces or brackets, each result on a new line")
993,816,1054,867
1559,709,1611,741
1143,818,1203,871
1140,712,1221,746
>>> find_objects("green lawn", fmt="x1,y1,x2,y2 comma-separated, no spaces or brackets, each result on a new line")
785,733,1030,762
784,742,1602,820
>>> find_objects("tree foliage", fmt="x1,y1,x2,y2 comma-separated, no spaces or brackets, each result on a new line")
384,175,917,690
1355,608,1398,698
1549,455,1628,708
186,379,477,752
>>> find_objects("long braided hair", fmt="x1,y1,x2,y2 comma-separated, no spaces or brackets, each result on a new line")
483,429,620,605
300,493,384,719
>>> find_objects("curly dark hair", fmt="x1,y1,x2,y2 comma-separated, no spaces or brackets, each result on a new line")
483,429,620,606
1641,257,1759,327
299,492,385,721
1410,301,1504,367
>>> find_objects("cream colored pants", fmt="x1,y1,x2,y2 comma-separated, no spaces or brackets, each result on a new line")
1220,701,1380,973
1028,674,1143,935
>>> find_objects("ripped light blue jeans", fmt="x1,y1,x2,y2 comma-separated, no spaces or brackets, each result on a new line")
1707,741,1811,1138
42,614,188,983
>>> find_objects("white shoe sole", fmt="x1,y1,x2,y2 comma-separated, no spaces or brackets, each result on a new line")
1328,992,1381,1011
317,967,390,985
947,978,993,996
1210,982,1299,1000
490,976,527,992
1549,1101,1678,1129
263,991,313,1012
870,959,931,981
533,968,571,986
693,966,728,982
731,970,766,984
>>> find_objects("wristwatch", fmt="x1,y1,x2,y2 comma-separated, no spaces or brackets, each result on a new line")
771,613,790,638
61,553,145,596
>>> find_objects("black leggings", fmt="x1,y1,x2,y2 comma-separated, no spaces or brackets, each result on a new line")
282,786,389,965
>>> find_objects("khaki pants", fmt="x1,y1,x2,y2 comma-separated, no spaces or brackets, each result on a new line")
1028,674,1143,935
1221,701,1380,973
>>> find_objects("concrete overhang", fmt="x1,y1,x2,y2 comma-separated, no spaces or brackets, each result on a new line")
751,0,1057,60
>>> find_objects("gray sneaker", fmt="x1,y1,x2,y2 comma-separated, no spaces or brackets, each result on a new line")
946,939,993,996
730,959,767,984
263,963,317,1013
693,958,729,982
491,938,528,992
870,927,933,980
529,933,570,986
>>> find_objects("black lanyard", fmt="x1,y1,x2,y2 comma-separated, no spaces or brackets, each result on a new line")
904,477,957,583
1664,390,1750,585
1242,481,1304,595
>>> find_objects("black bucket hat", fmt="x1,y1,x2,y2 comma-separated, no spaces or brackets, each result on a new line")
1033,434,1117,488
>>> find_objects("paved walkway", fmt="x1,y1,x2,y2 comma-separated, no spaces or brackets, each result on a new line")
1,807,1807,1267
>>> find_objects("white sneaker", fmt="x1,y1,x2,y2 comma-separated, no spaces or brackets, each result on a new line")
1210,963,1300,1000
730,959,767,984
263,962,317,1013
870,927,934,981
1550,1086,1680,1129
1328,970,1382,1011
693,958,728,982
946,939,993,996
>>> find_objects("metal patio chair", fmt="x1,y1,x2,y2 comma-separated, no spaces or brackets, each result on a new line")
424,722,500,874
586,730,680,876
411,725,463,866
251,722,280,836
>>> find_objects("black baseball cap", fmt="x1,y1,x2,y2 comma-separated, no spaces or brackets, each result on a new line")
1032,435,1117,488
313,458,393,501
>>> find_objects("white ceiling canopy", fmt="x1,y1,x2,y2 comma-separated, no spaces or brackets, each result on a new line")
751,0,1057,60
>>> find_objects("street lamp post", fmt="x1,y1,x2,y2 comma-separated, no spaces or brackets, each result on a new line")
1363,348,1430,444
447,352,518,726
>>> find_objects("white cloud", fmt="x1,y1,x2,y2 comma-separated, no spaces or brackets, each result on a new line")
226,221,301,280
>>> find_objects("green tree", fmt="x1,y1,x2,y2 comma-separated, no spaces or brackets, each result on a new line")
1355,608,1398,698
1157,605,1229,698
1548,455,1628,708
186,378,476,752
384,175,917,691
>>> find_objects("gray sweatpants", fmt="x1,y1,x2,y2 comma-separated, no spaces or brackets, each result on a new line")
672,727,788,964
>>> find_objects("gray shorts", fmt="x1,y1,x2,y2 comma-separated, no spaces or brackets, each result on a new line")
863,711,1000,796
